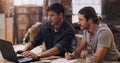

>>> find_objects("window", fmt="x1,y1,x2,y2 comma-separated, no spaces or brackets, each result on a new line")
72,0,101,23
14,0,43,6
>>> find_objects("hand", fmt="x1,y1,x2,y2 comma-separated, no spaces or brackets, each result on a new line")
80,50,88,58
65,52,74,60
22,51,39,60
16,50,24,54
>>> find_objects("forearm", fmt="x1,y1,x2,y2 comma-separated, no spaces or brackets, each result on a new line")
23,42,34,51
93,55,103,63
39,47,60,58
72,37,87,57
93,47,108,63
93,54,104,63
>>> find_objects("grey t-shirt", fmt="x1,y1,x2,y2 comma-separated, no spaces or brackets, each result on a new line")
83,22,120,61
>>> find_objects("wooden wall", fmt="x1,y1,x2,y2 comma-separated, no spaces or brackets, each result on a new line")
61,0,72,23
0,0,13,17
0,14,5,40
0,0,13,43
5,17,14,43
15,6,42,43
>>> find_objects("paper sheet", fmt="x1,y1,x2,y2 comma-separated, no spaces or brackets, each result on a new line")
75,34,83,38
51,58,76,63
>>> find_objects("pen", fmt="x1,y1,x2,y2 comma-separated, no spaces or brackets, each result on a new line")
64,48,69,54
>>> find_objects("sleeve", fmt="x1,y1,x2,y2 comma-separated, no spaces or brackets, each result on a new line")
97,30,113,48
31,27,43,47
55,29,75,53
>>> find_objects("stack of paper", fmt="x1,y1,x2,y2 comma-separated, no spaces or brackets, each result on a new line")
51,58,76,63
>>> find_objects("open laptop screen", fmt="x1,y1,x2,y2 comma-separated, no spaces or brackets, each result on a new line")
0,39,35,63
0,39,18,63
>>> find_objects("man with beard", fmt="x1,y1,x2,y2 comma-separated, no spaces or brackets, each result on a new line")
65,6,120,63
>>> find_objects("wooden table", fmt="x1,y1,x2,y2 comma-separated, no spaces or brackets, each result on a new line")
74,59,120,63
0,44,120,63
0,58,120,63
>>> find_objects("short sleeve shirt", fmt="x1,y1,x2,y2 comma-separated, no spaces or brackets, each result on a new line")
83,22,120,61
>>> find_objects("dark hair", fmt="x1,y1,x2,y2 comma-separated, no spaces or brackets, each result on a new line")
78,6,99,24
47,3,64,15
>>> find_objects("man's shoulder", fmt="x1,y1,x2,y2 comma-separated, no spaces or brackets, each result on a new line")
40,21,51,29
96,25,113,39
63,22,75,31
98,27,111,34
97,22,111,33
63,22,72,27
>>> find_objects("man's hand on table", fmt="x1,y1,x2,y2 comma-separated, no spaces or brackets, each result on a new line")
16,50,24,54
16,50,40,60
65,52,74,60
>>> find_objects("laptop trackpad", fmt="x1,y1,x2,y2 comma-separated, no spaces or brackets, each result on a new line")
17,54,33,63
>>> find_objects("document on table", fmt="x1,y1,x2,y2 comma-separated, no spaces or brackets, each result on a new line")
51,58,76,63
75,34,83,38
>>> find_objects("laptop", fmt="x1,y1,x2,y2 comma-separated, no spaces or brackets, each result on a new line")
0,39,37,63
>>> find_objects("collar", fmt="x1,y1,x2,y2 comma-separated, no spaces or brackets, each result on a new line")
48,21,66,32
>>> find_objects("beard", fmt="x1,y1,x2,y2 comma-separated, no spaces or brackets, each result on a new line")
80,23,90,30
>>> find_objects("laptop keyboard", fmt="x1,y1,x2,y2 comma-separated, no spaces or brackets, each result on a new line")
17,54,33,63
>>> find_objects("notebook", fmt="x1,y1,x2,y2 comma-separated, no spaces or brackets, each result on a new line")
0,39,36,63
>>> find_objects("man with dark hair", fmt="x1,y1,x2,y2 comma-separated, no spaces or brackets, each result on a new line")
65,6,120,63
47,3,64,15
17,3,75,60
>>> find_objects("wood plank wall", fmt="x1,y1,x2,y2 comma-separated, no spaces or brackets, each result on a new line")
15,6,42,43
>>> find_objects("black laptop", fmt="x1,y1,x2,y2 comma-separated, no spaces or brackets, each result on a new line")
0,39,37,63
